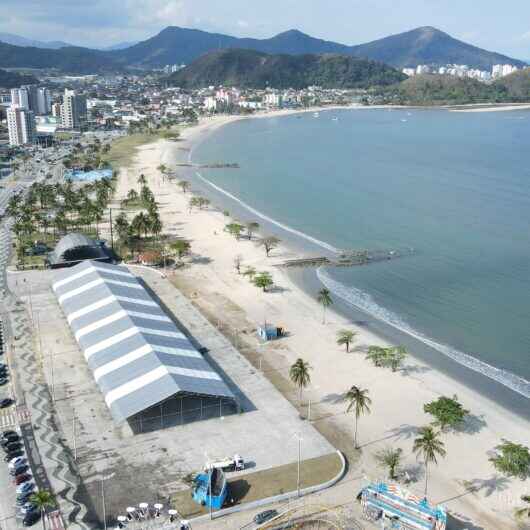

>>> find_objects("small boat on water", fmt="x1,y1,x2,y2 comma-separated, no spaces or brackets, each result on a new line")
332,117,339,121
313,112,320,117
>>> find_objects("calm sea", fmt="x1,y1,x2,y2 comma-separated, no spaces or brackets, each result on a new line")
192,108,530,400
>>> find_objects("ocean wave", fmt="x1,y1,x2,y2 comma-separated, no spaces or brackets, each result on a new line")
194,171,340,254
317,267,530,400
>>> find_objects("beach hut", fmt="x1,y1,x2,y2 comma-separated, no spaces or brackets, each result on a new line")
257,324,284,341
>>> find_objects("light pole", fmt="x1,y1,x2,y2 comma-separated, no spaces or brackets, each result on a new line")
294,433,303,497
72,411,77,461
101,473,115,530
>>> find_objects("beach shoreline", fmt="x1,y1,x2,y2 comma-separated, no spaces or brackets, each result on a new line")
114,109,530,529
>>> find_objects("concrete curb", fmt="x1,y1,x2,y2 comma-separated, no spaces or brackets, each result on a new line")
192,449,347,523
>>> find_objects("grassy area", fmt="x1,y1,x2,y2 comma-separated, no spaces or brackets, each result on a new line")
171,452,343,518
102,133,164,168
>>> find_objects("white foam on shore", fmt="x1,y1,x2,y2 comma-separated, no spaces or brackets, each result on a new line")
317,267,530,399
194,171,340,254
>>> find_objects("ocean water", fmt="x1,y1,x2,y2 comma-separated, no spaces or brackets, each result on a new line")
192,108,530,399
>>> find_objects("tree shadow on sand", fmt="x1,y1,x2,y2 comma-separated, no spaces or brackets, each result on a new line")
320,392,347,404
441,474,511,503
359,424,419,448
454,413,487,435
400,364,432,377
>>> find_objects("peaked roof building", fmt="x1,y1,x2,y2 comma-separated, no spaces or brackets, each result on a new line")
53,260,236,424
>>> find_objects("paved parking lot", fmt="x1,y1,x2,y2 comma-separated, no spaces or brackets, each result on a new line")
9,267,334,528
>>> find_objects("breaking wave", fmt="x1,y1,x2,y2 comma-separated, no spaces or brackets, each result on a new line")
317,267,530,399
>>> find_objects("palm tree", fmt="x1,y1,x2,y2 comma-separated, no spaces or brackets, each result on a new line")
170,240,191,262
114,212,130,243
29,489,56,530
337,330,357,352
413,426,446,497
515,494,530,521
344,385,372,449
289,358,312,406
245,221,260,240
376,447,403,480
317,288,333,324
137,174,147,186
178,180,190,193
131,212,150,238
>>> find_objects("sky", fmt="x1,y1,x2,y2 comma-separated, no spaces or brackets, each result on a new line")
1,0,529,59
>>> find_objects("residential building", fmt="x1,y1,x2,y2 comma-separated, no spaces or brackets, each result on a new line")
51,102,62,119
61,89,87,129
7,106,37,146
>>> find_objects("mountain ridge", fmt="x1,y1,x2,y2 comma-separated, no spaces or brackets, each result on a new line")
0,26,525,74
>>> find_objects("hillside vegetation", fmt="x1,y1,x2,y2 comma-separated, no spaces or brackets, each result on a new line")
373,69,530,105
169,49,406,89
0,68,38,88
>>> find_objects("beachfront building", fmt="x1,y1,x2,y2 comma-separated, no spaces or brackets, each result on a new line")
61,89,88,129
204,96,218,111
264,92,283,108
7,106,37,146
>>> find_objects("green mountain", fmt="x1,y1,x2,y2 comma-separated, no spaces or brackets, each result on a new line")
0,42,117,74
169,49,406,89
0,68,38,88
350,27,525,70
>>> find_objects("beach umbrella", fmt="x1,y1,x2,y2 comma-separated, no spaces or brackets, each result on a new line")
153,503,163,517
116,515,127,529
138,502,149,517
168,509,178,523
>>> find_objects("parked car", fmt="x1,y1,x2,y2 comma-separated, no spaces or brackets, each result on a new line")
10,465,29,476
14,473,32,485
20,503,37,515
2,433,19,444
8,456,26,469
22,511,40,527
2,442,22,453
17,481,35,494
16,492,34,505
4,450,24,461
253,510,278,525
0,398,12,408
2,430,18,439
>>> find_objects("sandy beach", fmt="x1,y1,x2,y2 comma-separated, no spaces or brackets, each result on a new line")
112,112,530,529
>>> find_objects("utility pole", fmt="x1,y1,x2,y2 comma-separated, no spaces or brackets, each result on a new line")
108,208,114,250
102,478,106,530
73,411,77,461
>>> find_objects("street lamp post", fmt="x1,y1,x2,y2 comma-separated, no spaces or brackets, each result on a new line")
294,433,303,497
101,473,115,530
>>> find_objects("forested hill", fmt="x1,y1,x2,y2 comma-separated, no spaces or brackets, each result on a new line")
372,69,530,105
0,68,38,89
169,49,406,89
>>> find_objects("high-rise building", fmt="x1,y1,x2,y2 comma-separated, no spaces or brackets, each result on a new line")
61,89,87,129
7,106,37,146
10,87,29,109
36,88,52,115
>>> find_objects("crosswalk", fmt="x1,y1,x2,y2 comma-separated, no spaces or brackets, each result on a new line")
17,405,31,424
47,510,65,530
0,407,16,428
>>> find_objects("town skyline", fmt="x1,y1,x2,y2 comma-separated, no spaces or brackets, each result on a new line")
1,0,530,59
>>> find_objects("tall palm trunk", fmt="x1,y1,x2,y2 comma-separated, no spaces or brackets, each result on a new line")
424,459,429,496
354,414,358,449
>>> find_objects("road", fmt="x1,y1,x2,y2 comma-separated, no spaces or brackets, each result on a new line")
0,150,64,530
